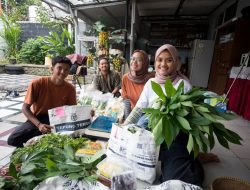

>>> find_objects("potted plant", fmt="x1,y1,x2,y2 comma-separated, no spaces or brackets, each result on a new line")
0,12,21,64
143,80,242,157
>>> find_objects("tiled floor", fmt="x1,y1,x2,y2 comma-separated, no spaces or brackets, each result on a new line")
0,74,250,189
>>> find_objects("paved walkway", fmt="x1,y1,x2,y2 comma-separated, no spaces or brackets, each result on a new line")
0,74,250,189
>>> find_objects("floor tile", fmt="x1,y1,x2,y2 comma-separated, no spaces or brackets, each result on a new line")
240,158,250,170
0,100,18,107
0,155,11,167
230,139,250,159
0,122,18,133
0,134,10,141
203,156,250,188
0,109,19,119
6,113,26,123
9,103,23,110
12,96,25,102
210,140,237,158
0,146,15,160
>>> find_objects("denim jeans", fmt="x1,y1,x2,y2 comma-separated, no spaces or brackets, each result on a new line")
137,114,149,128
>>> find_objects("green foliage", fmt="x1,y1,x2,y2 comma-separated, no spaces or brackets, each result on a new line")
35,4,72,30
41,27,75,56
6,0,41,21
0,12,21,61
0,134,104,189
18,38,47,65
143,80,242,158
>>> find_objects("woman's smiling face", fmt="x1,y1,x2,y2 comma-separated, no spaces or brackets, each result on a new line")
130,52,144,72
155,50,175,76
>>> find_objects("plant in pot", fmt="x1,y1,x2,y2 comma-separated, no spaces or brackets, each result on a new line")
0,12,21,64
143,80,242,157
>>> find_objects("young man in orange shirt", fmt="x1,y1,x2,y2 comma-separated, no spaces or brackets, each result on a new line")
8,56,77,147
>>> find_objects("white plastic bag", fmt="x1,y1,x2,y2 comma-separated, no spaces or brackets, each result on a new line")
107,124,159,184
143,180,203,190
48,105,92,135
34,176,109,190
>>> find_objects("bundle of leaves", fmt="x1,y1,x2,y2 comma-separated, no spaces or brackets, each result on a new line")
0,134,104,190
11,134,88,165
19,38,47,65
143,80,242,157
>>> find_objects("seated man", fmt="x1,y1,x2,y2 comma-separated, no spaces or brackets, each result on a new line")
7,56,77,147
93,56,121,97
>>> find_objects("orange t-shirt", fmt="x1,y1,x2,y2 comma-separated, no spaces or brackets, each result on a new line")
121,74,146,109
24,77,76,115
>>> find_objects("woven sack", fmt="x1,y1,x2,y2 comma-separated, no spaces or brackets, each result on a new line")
211,176,250,190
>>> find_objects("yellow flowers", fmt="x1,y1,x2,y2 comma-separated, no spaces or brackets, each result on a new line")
87,53,94,67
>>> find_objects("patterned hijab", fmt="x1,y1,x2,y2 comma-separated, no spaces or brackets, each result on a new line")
154,44,189,84
128,50,155,84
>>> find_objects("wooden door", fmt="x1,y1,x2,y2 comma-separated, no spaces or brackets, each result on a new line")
208,42,233,95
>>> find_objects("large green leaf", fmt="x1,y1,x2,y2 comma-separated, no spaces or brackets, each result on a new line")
151,81,166,102
224,129,242,145
188,115,212,126
198,125,210,134
214,128,229,149
169,103,181,110
176,116,191,130
153,117,164,145
181,101,193,107
9,163,18,179
199,131,210,152
162,116,174,148
164,79,176,97
175,107,189,117
187,134,194,154
195,106,210,113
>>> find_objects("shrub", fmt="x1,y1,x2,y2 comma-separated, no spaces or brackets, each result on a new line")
19,38,46,65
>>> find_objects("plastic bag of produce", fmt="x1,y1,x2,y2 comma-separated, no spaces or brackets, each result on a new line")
104,97,125,122
107,124,159,184
96,156,132,180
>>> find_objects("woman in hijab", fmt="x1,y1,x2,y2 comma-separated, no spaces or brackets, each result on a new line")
93,56,121,97
124,44,204,187
122,50,154,112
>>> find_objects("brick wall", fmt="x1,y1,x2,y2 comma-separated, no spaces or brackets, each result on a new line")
22,64,51,76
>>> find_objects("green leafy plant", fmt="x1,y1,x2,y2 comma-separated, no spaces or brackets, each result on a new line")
18,38,47,65
0,12,21,62
0,134,104,189
41,27,75,56
143,80,242,158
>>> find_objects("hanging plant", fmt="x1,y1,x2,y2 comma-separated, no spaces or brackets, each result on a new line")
143,80,242,158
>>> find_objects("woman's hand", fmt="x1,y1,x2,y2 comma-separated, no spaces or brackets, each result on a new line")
38,123,54,134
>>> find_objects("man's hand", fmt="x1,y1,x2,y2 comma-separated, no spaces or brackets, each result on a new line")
38,124,54,134
90,109,95,117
